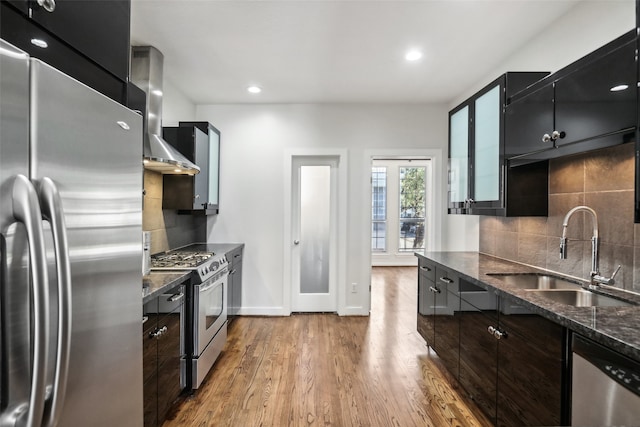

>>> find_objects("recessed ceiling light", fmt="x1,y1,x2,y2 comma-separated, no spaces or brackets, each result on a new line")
31,38,48,49
174,168,182,173
610,84,629,92
151,89,163,96
247,85,262,94
405,50,422,61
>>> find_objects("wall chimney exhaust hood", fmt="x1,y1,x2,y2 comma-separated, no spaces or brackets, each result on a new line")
130,45,199,174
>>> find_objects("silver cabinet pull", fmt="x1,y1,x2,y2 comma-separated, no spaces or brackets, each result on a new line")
168,293,184,303
488,326,507,340
150,326,168,339
38,177,72,427
494,329,507,340
429,286,441,294
439,276,454,284
142,316,149,324
11,175,50,427
37,0,56,12
542,133,552,143
420,266,432,272
294,240,300,245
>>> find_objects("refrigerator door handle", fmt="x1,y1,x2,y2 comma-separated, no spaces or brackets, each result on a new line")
37,177,72,427
8,175,50,427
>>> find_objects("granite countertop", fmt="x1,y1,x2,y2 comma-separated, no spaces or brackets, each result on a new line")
418,251,640,362
142,271,190,304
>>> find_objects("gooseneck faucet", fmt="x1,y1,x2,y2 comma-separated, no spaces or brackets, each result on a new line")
560,206,599,276
560,206,620,288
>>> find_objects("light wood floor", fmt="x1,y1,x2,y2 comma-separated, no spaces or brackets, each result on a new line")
163,267,493,427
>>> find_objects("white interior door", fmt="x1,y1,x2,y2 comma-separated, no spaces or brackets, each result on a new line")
291,156,338,312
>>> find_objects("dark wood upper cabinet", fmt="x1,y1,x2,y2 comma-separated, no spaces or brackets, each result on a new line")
1,0,130,103
448,72,549,216
162,122,221,215
506,29,637,165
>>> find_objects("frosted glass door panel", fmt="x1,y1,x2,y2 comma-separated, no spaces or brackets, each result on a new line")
450,107,469,203
300,166,330,294
208,131,220,205
474,86,500,201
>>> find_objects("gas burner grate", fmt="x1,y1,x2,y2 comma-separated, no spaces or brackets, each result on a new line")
150,251,214,269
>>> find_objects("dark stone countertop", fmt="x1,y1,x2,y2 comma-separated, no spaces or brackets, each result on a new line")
417,251,640,362
142,243,245,303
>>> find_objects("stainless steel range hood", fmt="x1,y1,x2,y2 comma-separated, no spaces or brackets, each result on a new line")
130,46,200,174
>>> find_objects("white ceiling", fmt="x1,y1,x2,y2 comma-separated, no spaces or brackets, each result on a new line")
130,0,592,105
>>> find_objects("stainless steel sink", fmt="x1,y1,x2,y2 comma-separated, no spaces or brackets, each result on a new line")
487,273,581,290
525,289,633,307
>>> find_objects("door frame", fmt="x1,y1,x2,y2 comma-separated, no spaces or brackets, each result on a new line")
370,158,433,266
283,148,348,315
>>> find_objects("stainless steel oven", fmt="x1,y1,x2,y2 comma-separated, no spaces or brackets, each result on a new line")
191,266,228,389
150,244,229,390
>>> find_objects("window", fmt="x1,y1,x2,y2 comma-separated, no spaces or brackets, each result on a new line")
398,167,426,252
371,167,387,251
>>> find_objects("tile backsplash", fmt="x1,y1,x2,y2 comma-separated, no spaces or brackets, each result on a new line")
143,170,206,254
479,142,639,292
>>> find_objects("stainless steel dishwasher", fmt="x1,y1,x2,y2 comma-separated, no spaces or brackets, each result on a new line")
572,334,640,426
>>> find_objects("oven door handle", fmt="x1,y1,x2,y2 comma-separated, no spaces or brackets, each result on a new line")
200,281,218,293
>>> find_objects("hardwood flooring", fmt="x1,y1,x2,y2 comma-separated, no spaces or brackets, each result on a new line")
163,267,493,427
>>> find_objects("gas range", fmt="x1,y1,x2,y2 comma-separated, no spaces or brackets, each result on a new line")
150,244,228,282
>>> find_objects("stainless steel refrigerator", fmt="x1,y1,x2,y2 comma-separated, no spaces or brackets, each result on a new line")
0,39,143,426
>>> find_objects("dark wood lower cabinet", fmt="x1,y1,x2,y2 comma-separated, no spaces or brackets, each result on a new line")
420,270,569,426
459,290,499,424
143,284,185,427
497,298,567,426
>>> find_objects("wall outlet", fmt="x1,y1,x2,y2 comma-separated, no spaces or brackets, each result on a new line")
351,282,357,293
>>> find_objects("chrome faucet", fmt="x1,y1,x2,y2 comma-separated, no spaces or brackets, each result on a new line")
560,206,620,288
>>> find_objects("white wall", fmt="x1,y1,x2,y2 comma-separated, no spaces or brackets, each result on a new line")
161,78,197,125
196,103,472,315
161,0,635,316
452,0,635,107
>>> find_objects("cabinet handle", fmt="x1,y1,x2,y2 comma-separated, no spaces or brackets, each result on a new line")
37,0,56,12
234,254,241,258
150,326,168,339
439,277,453,284
428,286,441,294
420,266,432,272
229,269,237,275
168,293,184,303
142,316,149,324
551,130,565,141
488,326,507,340
542,133,552,143
494,329,507,340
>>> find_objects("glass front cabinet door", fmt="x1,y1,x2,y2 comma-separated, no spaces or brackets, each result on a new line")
448,72,549,216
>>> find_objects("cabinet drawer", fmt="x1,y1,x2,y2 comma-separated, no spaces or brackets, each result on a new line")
418,258,436,281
